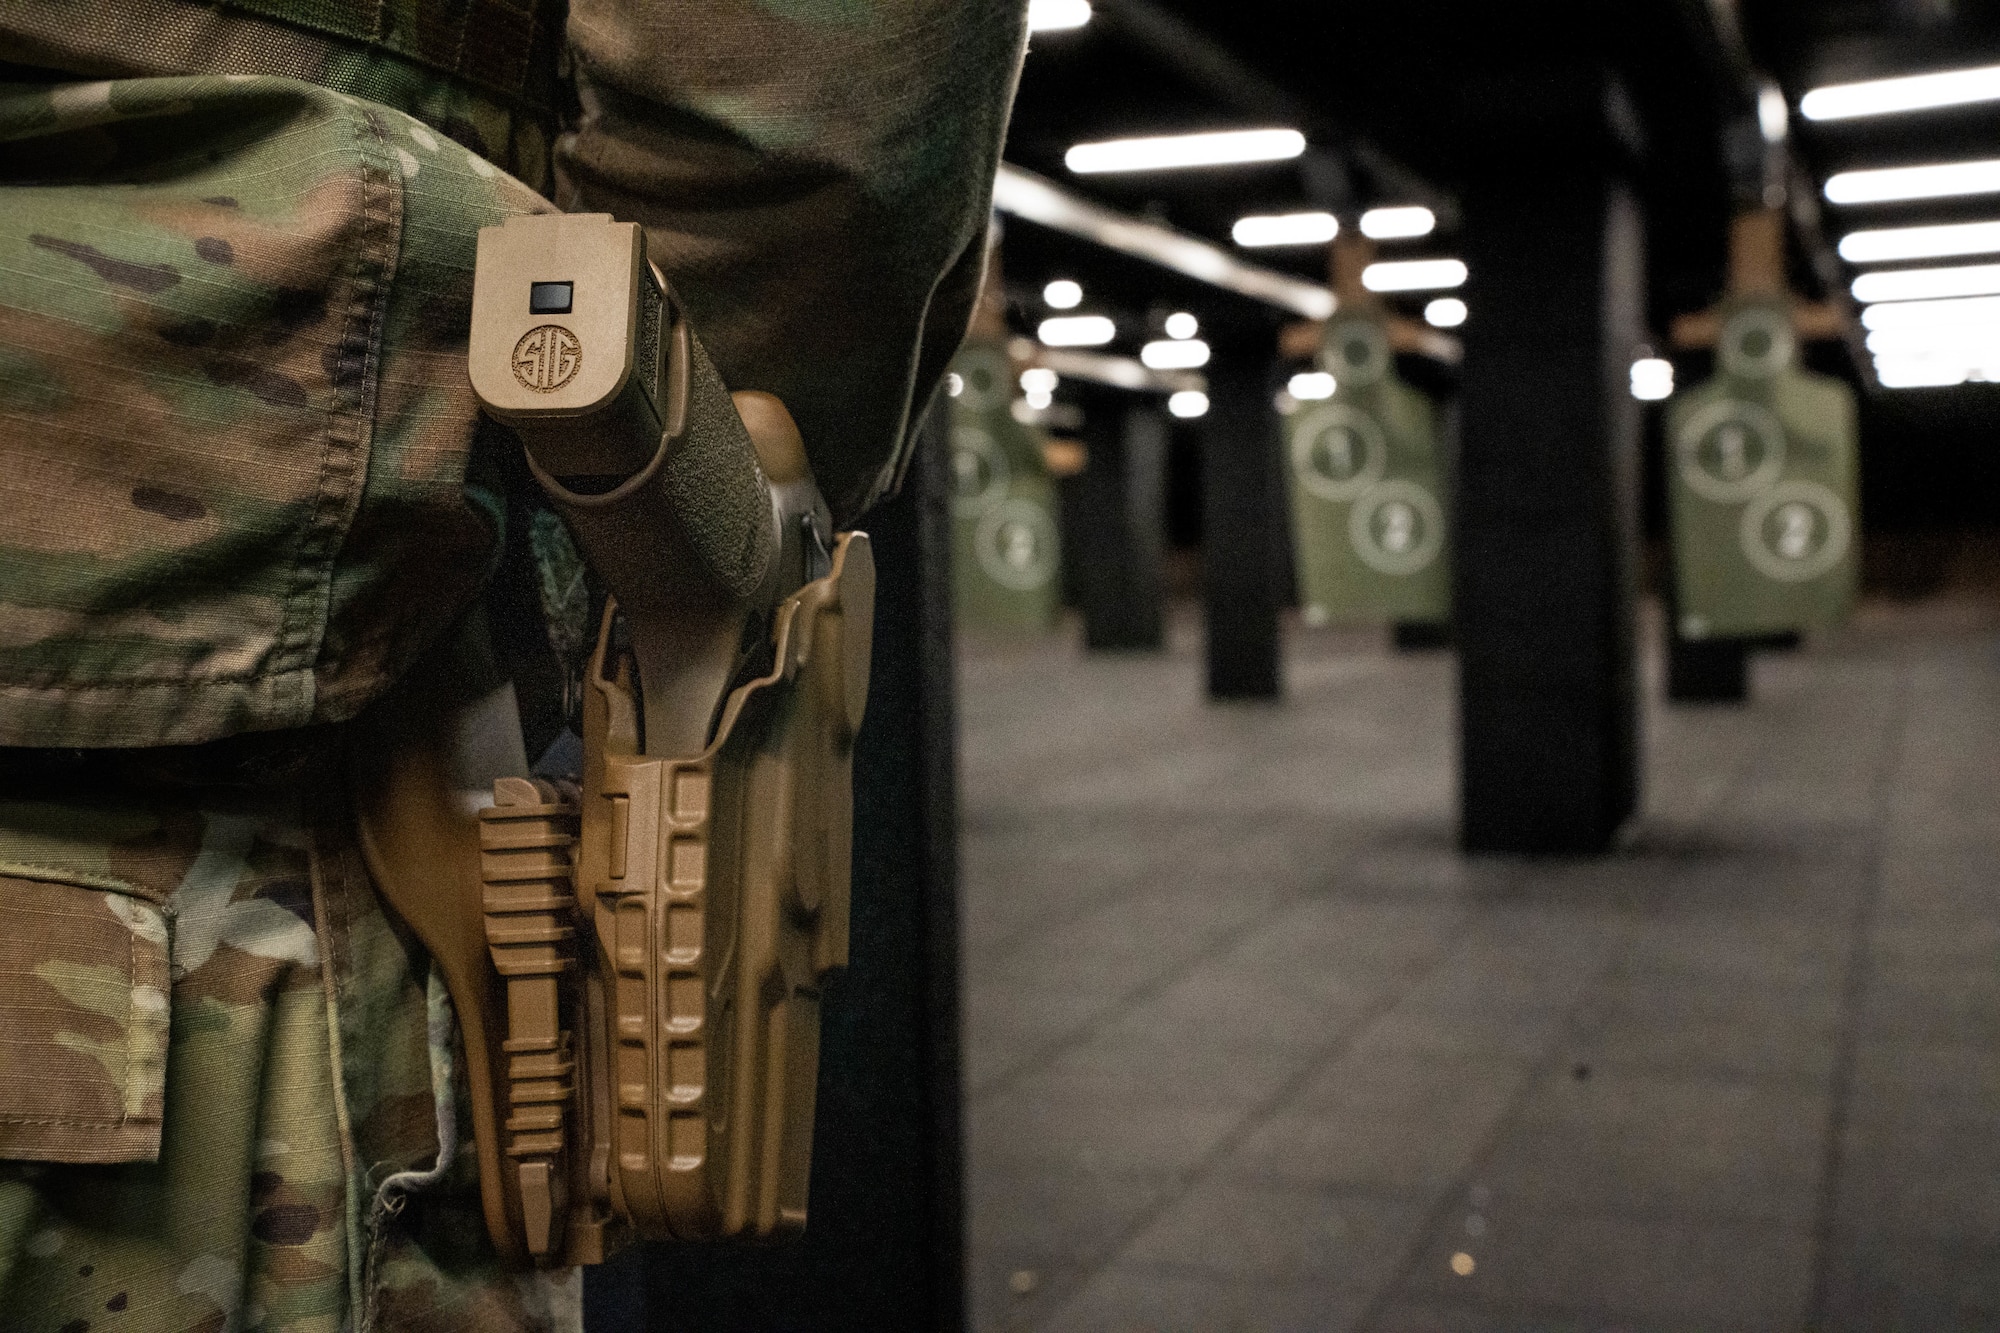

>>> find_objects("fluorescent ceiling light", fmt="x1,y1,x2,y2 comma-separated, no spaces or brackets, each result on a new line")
1038,315,1115,347
1360,206,1436,240
1363,259,1467,292
1232,211,1338,248
1164,311,1199,340
1802,62,2000,122
1167,390,1210,419
991,165,1336,318
1825,159,2000,205
1140,338,1211,370
1866,326,2000,355
1840,220,2000,264
1629,358,1674,402
1759,84,1790,143
1424,297,1467,328
1066,128,1306,175
1043,279,1083,309
1288,371,1336,400
1027,0,1092,32
1861,294,2000,329
1852,262,2000,304
1019,367,1058,394
1873,356,1973,388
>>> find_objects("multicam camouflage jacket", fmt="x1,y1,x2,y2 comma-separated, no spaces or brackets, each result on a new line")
0,2,1026,1330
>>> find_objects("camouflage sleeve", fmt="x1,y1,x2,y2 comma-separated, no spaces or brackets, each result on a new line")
555,0,1029,525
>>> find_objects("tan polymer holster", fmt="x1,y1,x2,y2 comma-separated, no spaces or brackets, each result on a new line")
351,214,874,1267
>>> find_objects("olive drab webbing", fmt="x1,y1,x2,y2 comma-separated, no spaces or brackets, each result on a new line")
354,213,873,1266
1286,311,1452,628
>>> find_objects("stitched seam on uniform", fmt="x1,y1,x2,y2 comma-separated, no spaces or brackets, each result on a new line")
0,861,150,901
0,1116,157,1127
309,801,368,1322
282,96,404,729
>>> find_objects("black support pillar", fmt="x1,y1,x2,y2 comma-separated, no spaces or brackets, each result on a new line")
1455,127,1645,853
1069,392,1167,651
589,401,966,1332
1202,354,1285,699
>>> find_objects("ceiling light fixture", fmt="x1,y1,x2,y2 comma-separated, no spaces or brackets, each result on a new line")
1852,262,2000,304
1167,390,1210,419
1802,62,2000,122
1043,279,1083,309
1232,211,1338,247
1164,311,1199,340
1861,294,2000,329
1139,338,1211,370
1839,220,2000,264
1288,371,1336,400
1424,297,1467,328
1037,315,1116,347
1066,128,1307,175
1360,206,1437,240
1825,159,2000,205
1630,358,1675,402
1872,356,1977,388
1362,259,1467,293
1026,0,1091,33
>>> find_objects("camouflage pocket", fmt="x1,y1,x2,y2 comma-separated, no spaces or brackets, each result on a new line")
0,871,170,1163
0,75,550,747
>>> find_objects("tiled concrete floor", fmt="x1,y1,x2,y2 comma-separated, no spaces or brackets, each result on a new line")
958,607,2000,1332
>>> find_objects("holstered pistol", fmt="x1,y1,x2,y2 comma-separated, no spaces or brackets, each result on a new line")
356,213,873,1268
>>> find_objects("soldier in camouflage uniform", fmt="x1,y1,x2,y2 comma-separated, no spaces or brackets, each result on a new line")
0,2,1026,1329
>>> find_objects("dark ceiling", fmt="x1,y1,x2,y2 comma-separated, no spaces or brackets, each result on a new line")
998,0,2000,528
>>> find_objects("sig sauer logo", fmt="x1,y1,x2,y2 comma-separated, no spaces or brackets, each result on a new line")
513,324,582,393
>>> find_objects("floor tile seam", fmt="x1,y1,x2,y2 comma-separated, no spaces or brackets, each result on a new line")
1380,1291,1778,1333
1062,1251,1408,1295
1344,936,1651,1333
968,834,1476,1104
1803,649,1916,1332
1350,728,1788,1333
965,829,1389,966
1020,908,1505,1333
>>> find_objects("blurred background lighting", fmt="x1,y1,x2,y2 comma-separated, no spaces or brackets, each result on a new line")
1360,206,1437,240
1862,294,2000,329
1232,211,1339,247
1363,258,1467,292
1759,83,1790,142
1026,0,1091,32
1140,338,1211,369
1630,357,1675,401
1852,263,2000,304
1873,357,1975,388
1825,159,2000,205
1841,221,2000,264
1425,296,1468,328
944,372,964,398
1018,367,1059,395
1043,278,1083,309
1037,315,1116,347
1802,62,2000,121
1167,390,1210,418
1067,128,1307,174
1164,311,1200,339
1288,371,1336,400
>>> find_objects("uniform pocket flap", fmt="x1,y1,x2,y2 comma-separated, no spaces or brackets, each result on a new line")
0,872,170,1163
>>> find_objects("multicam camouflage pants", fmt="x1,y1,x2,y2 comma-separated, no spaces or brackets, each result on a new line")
0,75,577,1332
